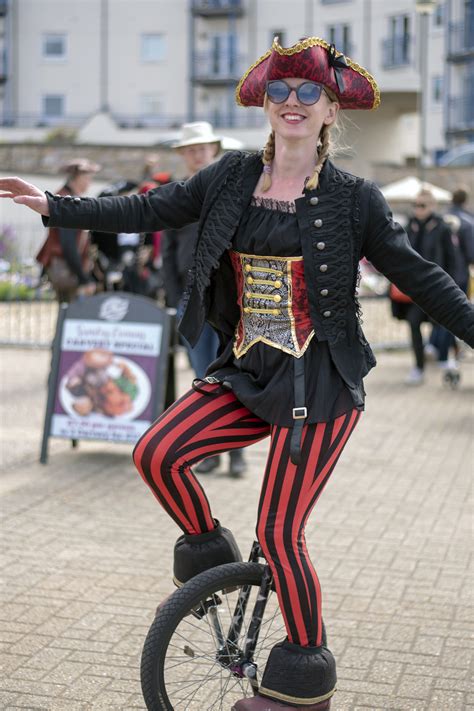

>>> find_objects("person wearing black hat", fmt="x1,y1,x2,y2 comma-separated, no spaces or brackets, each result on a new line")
36,158,100,302
2,35,474,710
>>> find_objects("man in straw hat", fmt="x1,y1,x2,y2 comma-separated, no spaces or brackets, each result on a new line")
2,34,474,711
162,121,247,478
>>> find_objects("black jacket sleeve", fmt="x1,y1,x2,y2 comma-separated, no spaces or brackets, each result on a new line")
362,182,474,346
58,228,88,284
43,153,236,234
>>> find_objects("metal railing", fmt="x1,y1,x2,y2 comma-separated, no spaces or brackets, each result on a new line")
1,112,89,128
112,109,267,130
381,35,412,68
0,292,412,351
192,0,244,15
192,50,245,83
447,15,474,58
447,95,474,133
2,108,267,131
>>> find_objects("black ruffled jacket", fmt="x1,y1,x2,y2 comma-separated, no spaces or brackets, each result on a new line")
44,151,474,406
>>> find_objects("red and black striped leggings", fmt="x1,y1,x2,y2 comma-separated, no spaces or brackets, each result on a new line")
133,382,360,647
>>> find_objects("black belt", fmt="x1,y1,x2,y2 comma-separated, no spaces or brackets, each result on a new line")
290,357,307,465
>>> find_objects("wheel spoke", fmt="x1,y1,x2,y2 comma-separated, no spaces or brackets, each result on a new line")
142,567,286,710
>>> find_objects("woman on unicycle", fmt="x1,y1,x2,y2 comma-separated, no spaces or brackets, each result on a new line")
2,35,474,710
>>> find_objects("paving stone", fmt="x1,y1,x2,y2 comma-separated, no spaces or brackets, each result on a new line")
397,673,433,699
1,348,472,710
59,674,112,701
427,690,467,710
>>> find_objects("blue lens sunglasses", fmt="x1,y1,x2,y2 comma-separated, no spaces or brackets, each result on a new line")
265,79,326,106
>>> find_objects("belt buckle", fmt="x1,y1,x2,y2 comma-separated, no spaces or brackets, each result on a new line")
292,406,307,420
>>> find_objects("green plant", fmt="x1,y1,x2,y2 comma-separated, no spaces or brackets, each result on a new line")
44,127,78,144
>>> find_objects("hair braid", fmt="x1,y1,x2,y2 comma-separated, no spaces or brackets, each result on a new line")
261,130,275,192
305,123,331,191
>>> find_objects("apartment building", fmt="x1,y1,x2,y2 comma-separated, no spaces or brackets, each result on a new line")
445,0,474,149
2,0,473,168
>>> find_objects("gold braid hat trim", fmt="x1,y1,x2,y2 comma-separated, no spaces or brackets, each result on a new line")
235,48,272,107
235,35,380,110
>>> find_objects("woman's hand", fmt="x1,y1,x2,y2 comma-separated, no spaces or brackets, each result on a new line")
0,177,50,216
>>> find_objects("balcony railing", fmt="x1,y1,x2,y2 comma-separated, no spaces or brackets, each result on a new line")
447,15,474,60
381,35,411,69
192,50,245,84
0,50,6,83
191,0,244,17
446,95,474,134
113,110,267,130
1,113,90,128
1,110,267,131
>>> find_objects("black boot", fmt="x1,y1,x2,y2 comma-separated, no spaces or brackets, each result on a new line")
173,521,242,587
229,449,246,478
194,455,221,474
257,639,336,707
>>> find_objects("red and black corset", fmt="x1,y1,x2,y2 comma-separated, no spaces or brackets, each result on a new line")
230,250,314,358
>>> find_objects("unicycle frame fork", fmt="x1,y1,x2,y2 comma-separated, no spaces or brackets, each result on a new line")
208,541,273,684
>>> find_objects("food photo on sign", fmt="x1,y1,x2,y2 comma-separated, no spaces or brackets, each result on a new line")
60,348,151,419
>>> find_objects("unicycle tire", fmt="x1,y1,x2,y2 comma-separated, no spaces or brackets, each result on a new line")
141,562,281,711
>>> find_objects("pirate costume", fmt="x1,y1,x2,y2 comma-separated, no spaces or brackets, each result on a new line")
41,37,474,710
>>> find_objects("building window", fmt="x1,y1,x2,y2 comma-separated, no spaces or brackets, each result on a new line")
140,93,164,116
383,15,411,67
140,34,166,62
327,24,352,54
42,95,65,117
209,33,238,75
42,34,67,59
270,30,286,46
432,75,443,103
433,3,444,27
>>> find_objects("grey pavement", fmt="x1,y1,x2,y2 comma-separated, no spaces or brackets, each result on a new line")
0,346,473,711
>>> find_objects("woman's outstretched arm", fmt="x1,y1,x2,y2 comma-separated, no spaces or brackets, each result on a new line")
0,153,236,234
363,182,474,346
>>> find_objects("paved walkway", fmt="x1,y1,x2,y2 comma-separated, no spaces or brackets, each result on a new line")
0,347,473,710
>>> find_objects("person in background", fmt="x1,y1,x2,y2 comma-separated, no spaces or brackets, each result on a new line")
426,210,474,376
450,184,474,221
141,172,174,270
447,186,474,295
91,179,138,291
161,122,247,478
36,159,100,302
390,187,456,385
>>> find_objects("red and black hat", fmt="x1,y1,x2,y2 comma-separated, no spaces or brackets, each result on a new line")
236,36,380,111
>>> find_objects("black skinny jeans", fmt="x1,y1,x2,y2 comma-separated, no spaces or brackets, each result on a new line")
406,303,427,370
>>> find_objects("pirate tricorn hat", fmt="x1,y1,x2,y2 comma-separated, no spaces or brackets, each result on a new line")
236,36,380,111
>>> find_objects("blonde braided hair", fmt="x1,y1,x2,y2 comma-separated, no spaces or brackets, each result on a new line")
261,130,275,192
261,122,332,193
306,122,331,191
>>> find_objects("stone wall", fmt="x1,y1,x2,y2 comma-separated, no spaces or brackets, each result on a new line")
0,143,183,182
1,142,473,208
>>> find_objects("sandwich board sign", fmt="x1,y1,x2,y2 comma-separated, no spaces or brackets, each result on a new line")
40,292,170,463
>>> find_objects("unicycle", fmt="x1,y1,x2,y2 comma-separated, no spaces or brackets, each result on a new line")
140,541,328,710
